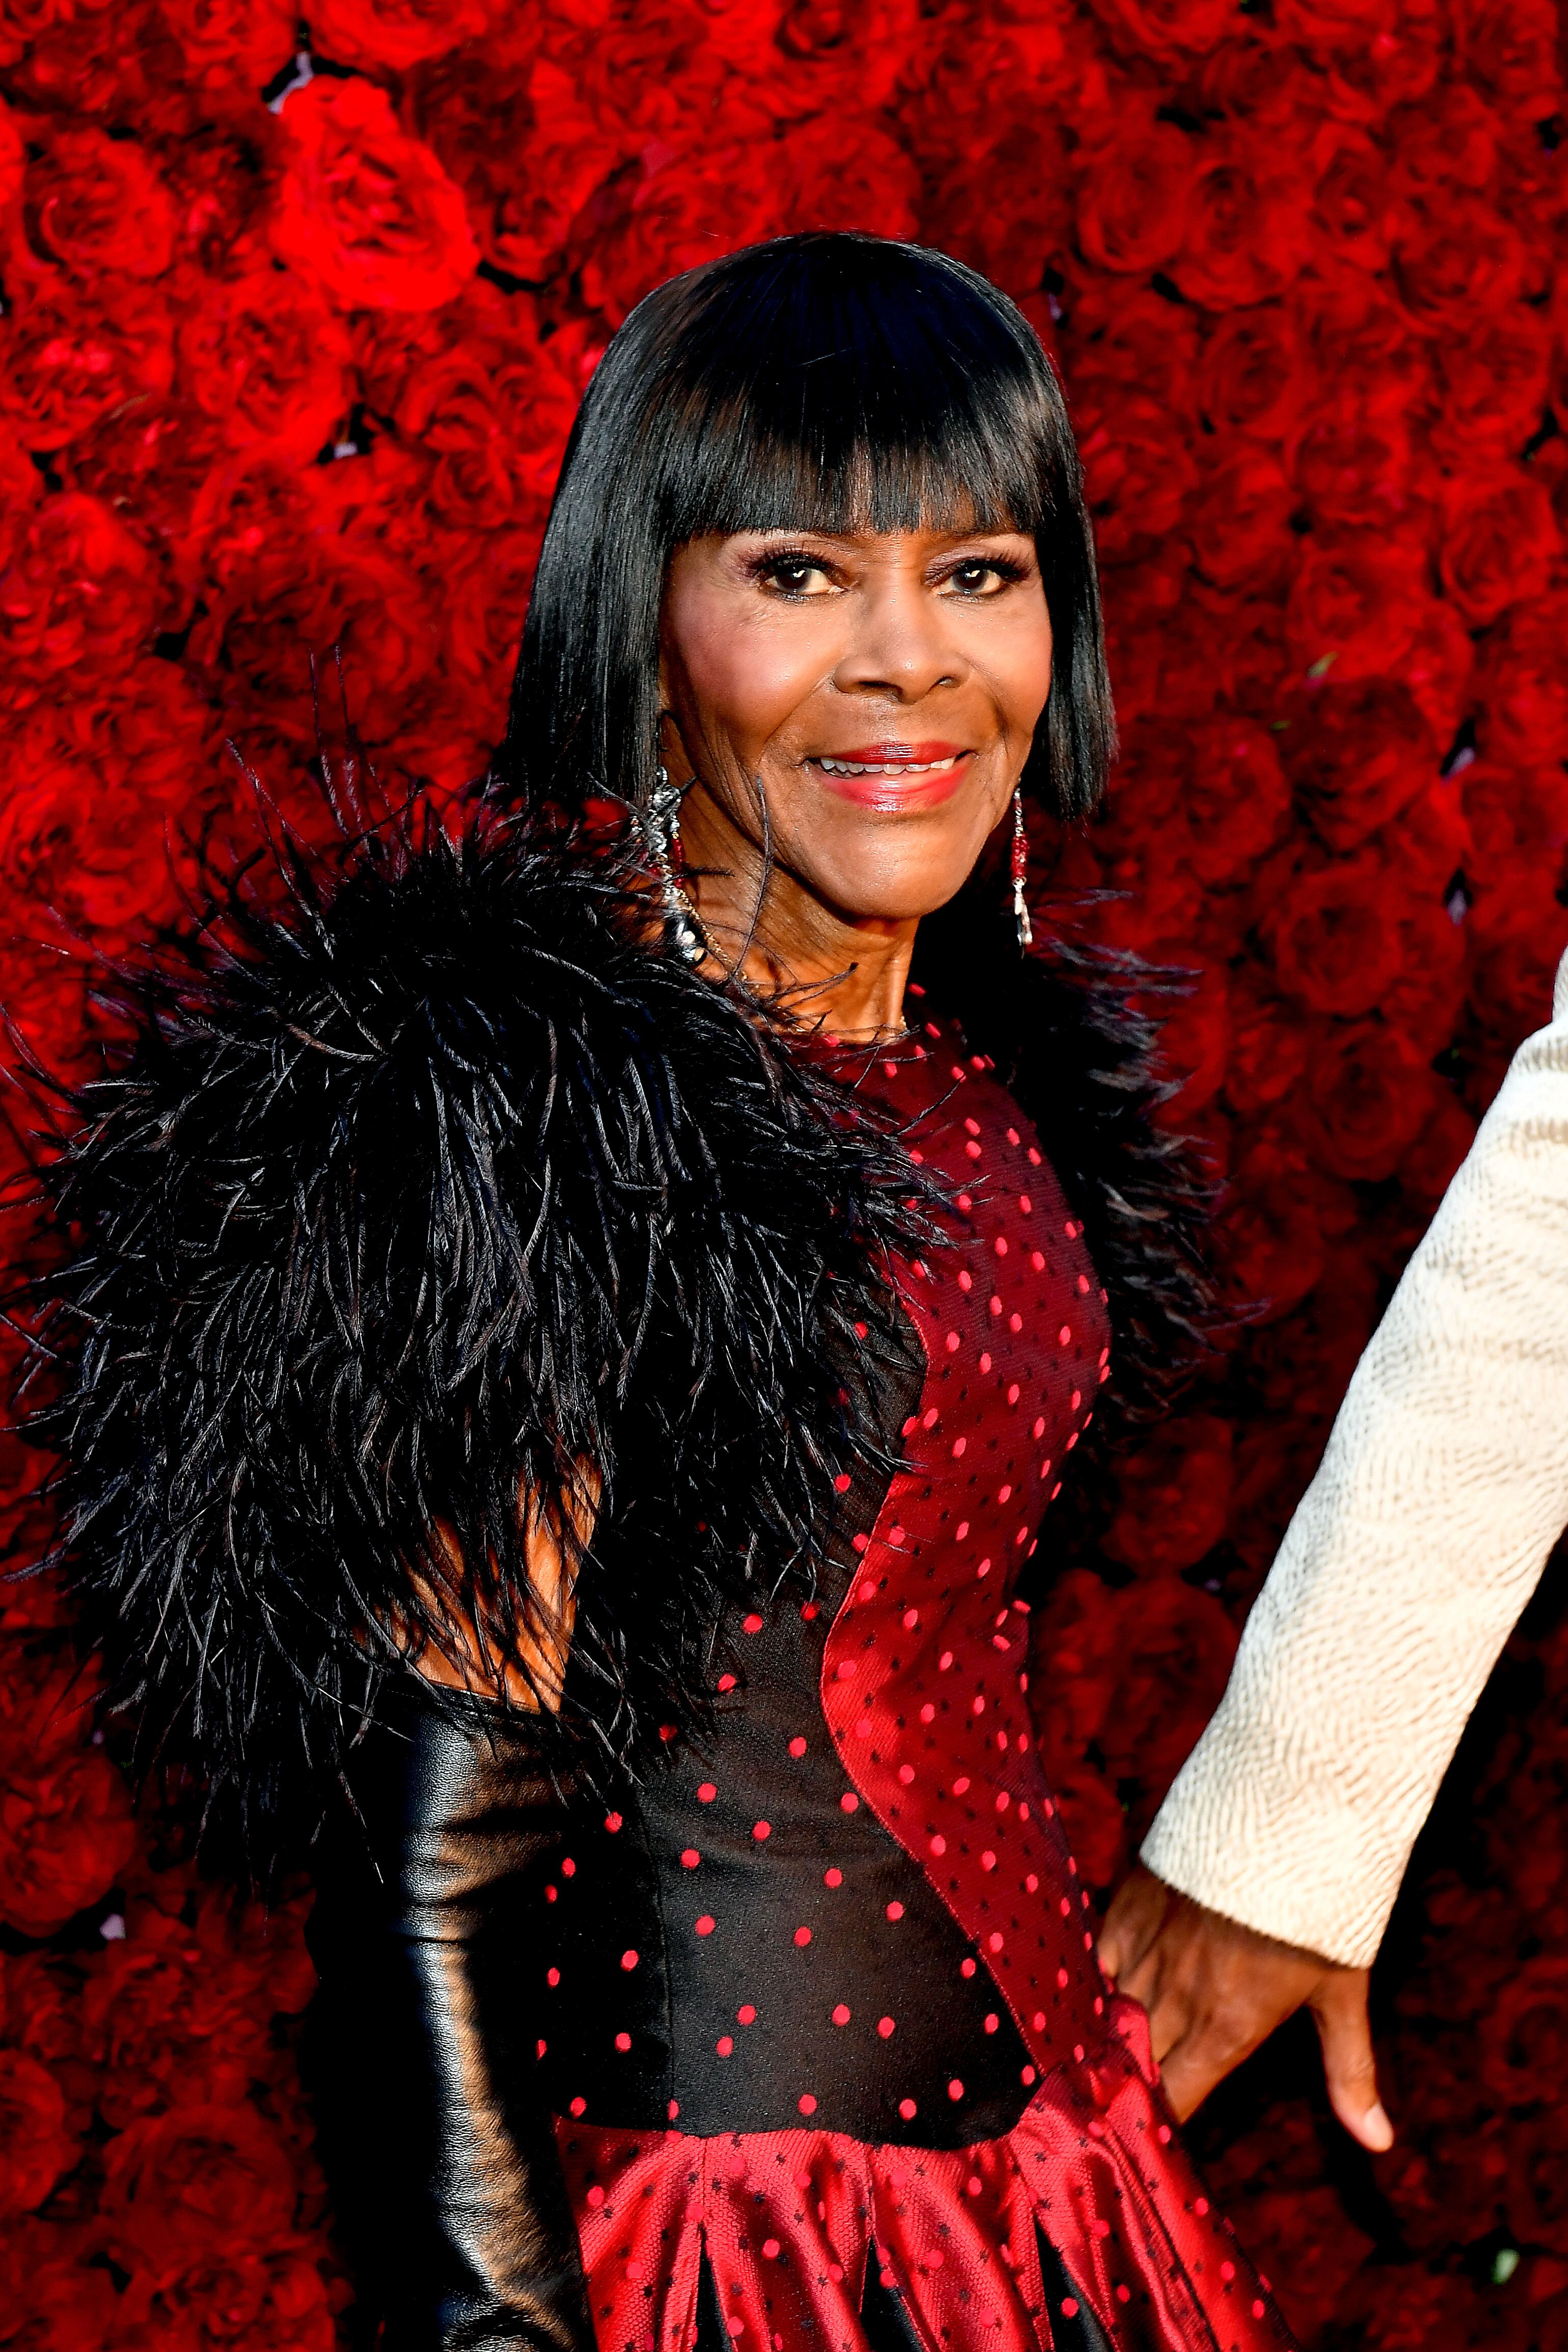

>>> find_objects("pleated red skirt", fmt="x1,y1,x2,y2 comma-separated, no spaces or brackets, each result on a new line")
559,1999,1294,2352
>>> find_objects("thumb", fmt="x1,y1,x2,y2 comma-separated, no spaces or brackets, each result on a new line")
1310,1970,1391,2152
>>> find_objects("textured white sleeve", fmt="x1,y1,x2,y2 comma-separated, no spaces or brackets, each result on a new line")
1140,948,1568,1969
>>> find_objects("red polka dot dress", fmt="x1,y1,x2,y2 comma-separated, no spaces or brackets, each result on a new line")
536,1018,1294,2352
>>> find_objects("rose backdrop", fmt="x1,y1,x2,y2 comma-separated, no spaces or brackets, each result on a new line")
0,0,1564,2344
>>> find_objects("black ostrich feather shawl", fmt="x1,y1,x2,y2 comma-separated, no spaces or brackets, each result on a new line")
21,803,1207,1872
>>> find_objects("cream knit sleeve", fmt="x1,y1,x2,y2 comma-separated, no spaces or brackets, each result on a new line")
1140,948,1568,1970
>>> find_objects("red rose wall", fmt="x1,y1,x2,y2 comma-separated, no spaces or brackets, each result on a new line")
0,0,1563,2344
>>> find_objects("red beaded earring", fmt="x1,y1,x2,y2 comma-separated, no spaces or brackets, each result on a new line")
1010,786,1033,948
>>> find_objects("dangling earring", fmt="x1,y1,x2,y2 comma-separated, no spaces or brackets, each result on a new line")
641,765,707,965
1010,785,1033,949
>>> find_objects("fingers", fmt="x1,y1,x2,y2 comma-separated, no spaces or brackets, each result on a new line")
1310,1970,1392,2152
1155,2014,1254,2123
1097,1863,1172,1986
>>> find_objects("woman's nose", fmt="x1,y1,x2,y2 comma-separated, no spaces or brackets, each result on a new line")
830,575,965,703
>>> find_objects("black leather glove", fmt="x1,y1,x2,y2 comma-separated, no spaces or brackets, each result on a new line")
304,1680,595,2352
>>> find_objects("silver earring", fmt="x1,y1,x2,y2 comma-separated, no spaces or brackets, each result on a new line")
1010,785,1033,949
642,765,706,965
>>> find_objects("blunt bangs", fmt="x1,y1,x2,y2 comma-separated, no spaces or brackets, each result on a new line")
639,242,1068,548
501,232,1112,824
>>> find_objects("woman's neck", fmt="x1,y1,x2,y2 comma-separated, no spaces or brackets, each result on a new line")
667,780,916,1042
684,857,915,1043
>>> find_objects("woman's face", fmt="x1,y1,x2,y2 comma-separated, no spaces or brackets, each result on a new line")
657,520,1052,938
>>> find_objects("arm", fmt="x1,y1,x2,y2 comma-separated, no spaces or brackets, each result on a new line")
1109,947,1568,2120
307,1681,594,2352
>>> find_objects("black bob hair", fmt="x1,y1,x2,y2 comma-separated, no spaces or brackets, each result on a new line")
498,230,1114,827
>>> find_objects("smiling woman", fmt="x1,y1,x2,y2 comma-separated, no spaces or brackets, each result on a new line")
40,234,1273,2352
659,518,1052,1011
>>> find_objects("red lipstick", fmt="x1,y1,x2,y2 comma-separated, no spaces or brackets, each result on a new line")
810,742,973,812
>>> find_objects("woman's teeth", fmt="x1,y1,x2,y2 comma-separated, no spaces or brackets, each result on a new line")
816,755,961,777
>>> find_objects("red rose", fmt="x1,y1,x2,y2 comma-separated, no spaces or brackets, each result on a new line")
1452,0,1563,118
1479,1957,1568,2108
1393,590,1474,749
20,126,174,280
0,1744,137,1940
1227,2185,1374,2346
574,123,919,329
1318,5,1444,120
394,338,577,530
0,275,173,448
1290,388,1414,533
438,526,539,712
1438,462,1561,630
166,0,296,90
409,50,621,284
272,74,480,313
1295,1017,1449,1182
699,0,928,122
63,400,228,578
1431,307,1552,463
1180,718,1293,882
1147,957,1230,1118
1027,1567,1124,1780
82,1930,274,2131
1188,445,1294,591
310,0,491,71
1103,1413,1234,1576
0,493,161,681
81,1890,314,2130
1197,36,1325,135
1222,986,1315,1119
1050,1766,1128,1894
1261,854,1407,1017
1094,1580,1238,1800
1175,136,1311,310
1381,893,1467,1061
1273,0,1396,42
1063,280,1201,418
1393,195,1527,332
99,2104,300,2279
1510,2108,1568,2255
120,2244,339,2351
556,0,736,142
916,104,1073,303
0,668,217,944
1474,593,1568,769
177,269,354,461
1285,535,1434,682
1079,0,1239,63
1307,124,1395,275
1464,759,1568,895
1194,304,1304,442
0,941,97,1087
0,2218,119,2352
1074,388,1198,568
1073,110,1191,276
573,142,787,326
0,2050,75,2219
1281,676,1437,854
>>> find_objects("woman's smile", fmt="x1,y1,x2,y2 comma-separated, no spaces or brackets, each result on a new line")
809,740,974,810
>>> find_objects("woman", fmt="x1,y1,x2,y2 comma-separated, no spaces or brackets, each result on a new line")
39,235,1288,2352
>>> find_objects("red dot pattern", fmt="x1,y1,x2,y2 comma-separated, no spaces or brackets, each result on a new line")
817,1030,1110,2077
543,1021,1288,2352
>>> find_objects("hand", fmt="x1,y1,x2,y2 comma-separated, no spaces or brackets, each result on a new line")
1098,1863,1393,2152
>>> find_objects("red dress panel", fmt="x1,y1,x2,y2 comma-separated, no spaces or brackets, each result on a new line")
551,1017,1294,2352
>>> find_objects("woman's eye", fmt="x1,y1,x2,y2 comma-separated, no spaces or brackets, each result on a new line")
760,558,832,597
946,561,1009,595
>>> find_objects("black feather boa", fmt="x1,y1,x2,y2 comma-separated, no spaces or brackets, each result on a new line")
21,803,1208,1871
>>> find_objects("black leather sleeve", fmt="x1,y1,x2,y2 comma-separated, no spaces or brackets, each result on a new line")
303,1680,595,2352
